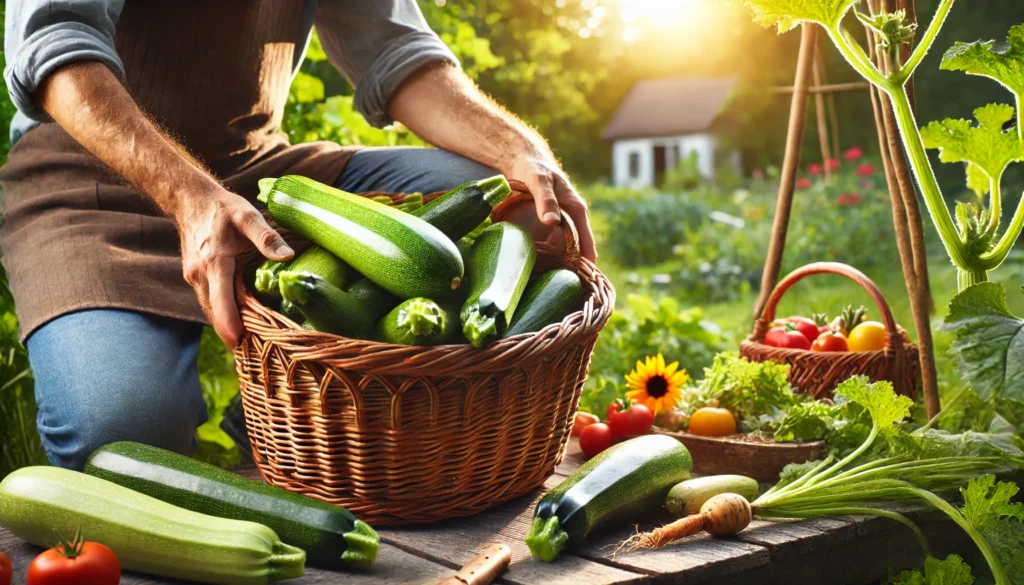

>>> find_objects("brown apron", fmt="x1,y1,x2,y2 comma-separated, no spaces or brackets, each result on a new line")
0,0,358,341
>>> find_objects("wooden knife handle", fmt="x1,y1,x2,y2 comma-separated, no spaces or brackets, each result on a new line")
438,543,512,585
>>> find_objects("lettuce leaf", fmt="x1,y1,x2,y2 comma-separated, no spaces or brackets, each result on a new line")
942,283,1024,402
834,376,913,434
886,555,975,585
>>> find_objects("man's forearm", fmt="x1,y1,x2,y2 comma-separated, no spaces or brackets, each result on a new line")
35,61,220,222
387,63,551,174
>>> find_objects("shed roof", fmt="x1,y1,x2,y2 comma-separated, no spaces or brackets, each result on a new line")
602,77,737,141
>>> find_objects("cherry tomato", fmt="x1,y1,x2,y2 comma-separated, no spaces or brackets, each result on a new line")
765,326,811,350
579,423,616,458
28,534,120,585
847,321,888,352
606,398,625,420
607,402,654,438
570,412,600,437
786,317,820,344
688,407,738,437
811,330,849,352
0,552,12,585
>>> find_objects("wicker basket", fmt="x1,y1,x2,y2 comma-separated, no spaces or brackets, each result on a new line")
739,262,919,399
232,182,615,525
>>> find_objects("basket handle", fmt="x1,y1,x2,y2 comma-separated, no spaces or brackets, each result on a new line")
751,262,901,349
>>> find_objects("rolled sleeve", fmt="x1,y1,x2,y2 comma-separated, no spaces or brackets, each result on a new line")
4,0,125,122
316,0,459,128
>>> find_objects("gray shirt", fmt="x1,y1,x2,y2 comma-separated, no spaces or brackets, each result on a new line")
3,0,458,144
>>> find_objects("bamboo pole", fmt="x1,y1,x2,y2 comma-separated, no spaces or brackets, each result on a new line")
867,0,940,418
754,24,817,319
812,46,833,182
772,81,870,95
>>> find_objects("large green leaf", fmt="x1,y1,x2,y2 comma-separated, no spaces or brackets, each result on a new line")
943,283,1024,402
920,104,1022,182
885,555,975,585
943,24,1024,99
960,475,1024,582
741,0,858,32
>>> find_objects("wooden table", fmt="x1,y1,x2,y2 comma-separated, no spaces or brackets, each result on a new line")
1,441,977,585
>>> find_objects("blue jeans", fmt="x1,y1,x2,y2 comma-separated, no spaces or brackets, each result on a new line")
27,147,495,470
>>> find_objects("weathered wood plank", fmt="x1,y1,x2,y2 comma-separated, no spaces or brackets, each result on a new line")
381,475,647,585
732,517,856,561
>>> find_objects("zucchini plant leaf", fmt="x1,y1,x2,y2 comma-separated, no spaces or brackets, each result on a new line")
741,0,858,32
833,376,912,433
959,475,1024,581
920,104,1022,182
885,555,975,585
943,24,1024,100
942,283,1024,402
966,163,990,199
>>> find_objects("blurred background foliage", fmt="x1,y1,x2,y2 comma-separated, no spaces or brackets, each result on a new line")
2,0,1024,471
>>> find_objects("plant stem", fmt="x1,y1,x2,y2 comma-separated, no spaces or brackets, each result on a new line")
989,176,1002,234
802,426,879,489
981,189,1024,269
827,27,890,88
957,268,988,290
911,488,1009,585
755,505,930,554
893,0,956,83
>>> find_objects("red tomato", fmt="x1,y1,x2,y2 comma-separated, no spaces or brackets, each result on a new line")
765,326,811,350
607,403,654,438
579,423,616,458
28,537,120,585
0,552,11,585
811,330,849,352
606,398,625,420
570,412,600,437
786,317,820,344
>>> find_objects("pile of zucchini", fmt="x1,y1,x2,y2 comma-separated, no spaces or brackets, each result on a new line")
255,175,585,347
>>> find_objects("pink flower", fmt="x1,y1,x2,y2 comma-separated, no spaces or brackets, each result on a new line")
856,163,875,177
844,147,864,162
752,169,765,180
796,177,812,189
807,163,823,177
837,193,861,206
860,181,873,191
825,157,841,173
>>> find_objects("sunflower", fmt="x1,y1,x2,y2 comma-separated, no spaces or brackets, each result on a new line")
625,354,690,415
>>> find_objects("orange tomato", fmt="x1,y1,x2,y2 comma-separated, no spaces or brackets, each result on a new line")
1,552,11,585
570,412,600,438
847,321,887,352
688,407,738,437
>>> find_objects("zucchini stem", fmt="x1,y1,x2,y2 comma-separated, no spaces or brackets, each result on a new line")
341,520,380,568
526,516,569,562
269,542,307,582
258,178,278,204
477,175,513,208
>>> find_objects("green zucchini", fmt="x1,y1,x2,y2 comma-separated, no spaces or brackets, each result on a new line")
288,245,350,289
346,277,399,323
279,271,375,338
258,176,463,299
461,222,537,347
455,236,475,262
665,475,760,518
375,298,458,346
0,466,305,584
83,442,378,569
413,176,511,240
504,269,584,337
526,435,692,561
280,299,305,324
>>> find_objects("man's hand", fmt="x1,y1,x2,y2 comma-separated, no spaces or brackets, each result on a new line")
37,61,289,346
178,190,293,347
508,155,596,261
388,64,597,262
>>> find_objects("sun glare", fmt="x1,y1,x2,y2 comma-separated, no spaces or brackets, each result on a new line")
620,0,696,24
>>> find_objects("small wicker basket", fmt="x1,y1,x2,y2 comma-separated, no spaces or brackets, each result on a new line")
740,262,919,399
233,182,614,525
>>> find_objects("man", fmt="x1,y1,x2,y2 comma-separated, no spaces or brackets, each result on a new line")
1,0,596,470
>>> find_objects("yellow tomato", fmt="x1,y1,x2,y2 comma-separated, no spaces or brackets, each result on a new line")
847,321,888,352
688,407,737,437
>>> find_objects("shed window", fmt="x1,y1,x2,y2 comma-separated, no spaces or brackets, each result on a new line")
628,152,641,179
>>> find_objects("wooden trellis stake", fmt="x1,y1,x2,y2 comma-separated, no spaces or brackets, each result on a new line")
753,3,941,419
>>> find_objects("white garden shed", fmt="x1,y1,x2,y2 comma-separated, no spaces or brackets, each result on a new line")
604,77,737,188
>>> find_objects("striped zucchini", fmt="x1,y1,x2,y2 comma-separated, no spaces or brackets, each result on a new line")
413,176,511,240
278,271,375,338
504,269,584,337
84,442,378,569
0,466,305,584
461,222,537,347
258,176,463,299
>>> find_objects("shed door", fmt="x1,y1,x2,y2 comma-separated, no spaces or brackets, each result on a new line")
654,145,667,187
